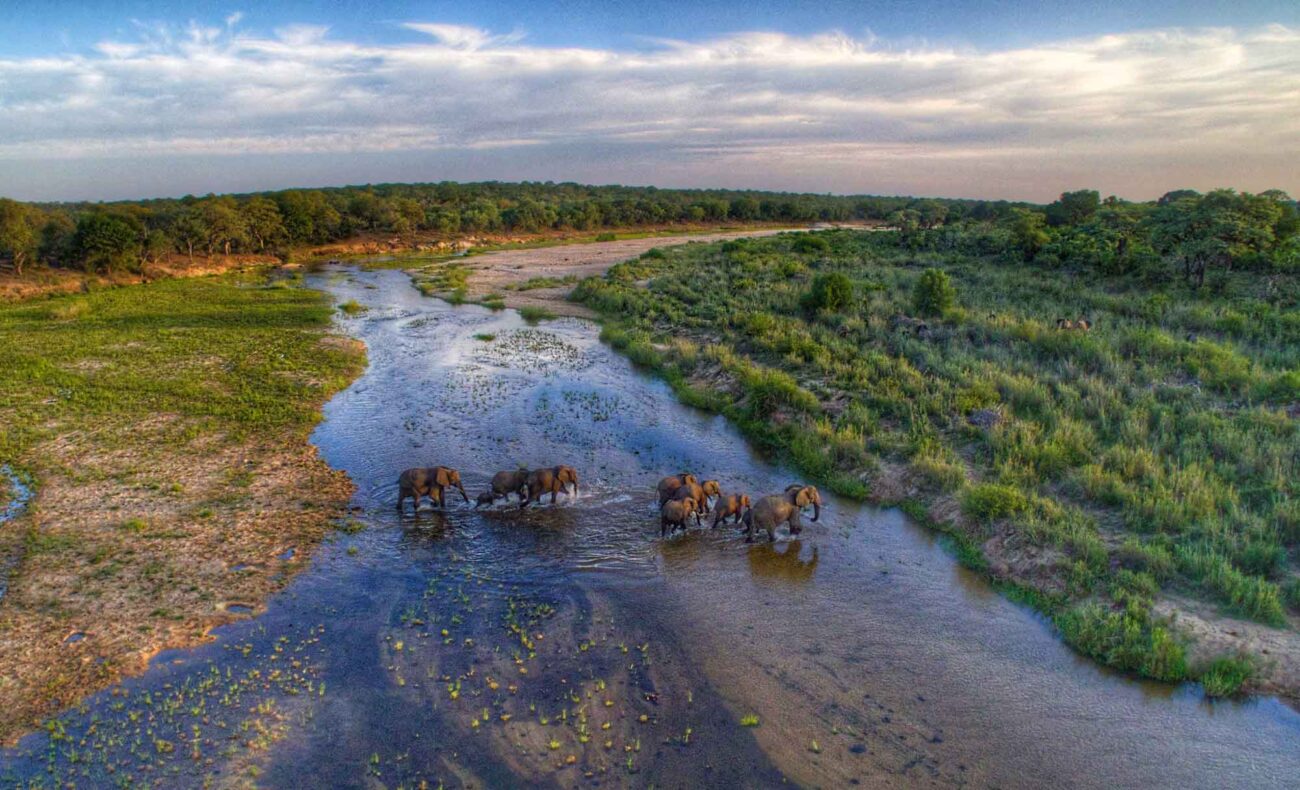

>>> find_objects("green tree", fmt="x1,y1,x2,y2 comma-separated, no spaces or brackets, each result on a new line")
0,198,39,275
1148,189,1280,288
914,200,949,229
913,268,956,316
38,212,76,267
73,213,141,273
201,197,249,256
172,210,209,262
241,197,285,250
1045,190,1101,227
1009,209,1050,261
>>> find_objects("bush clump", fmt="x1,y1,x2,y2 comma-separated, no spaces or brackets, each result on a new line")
793,234,830,254
802,272,853,313
1199,657,1252,697
961,483,1028,522
913,268,956,317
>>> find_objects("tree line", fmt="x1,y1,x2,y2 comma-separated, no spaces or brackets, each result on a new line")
897,188,1300,288
0,181,1022,276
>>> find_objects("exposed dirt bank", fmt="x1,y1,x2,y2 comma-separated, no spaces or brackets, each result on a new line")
0,279,365,744
452,227,814,318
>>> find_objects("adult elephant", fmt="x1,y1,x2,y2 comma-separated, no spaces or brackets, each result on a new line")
522,465,580,508
397,466,469,512
744,484,821,542
656,473,697,507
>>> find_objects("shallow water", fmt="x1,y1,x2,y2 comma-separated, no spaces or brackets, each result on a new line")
3,267,1297,788
0,465,34,603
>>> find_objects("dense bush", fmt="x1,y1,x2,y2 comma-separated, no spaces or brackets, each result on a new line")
802,272,853,313
1199,657,1252,697
913,268,956,316
962,483,1028,522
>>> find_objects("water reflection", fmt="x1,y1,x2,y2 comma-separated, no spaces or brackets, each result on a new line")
747,540,819,585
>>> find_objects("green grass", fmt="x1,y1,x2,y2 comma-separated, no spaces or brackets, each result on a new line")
338,299,366,315
0,272,364,477
473,333,497,342
1199,657,1252,697
518,305,556,323
574,228,1300,687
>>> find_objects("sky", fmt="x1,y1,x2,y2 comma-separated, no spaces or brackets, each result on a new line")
0,1,1297,202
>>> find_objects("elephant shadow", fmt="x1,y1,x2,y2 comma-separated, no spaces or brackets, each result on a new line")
746,540,819,585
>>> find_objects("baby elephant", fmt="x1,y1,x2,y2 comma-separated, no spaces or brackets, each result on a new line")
397,466,469,512
661,497,698,536
710,493,751,528
478,468,530,507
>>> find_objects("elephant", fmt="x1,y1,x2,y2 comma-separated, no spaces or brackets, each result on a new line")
710,493,751,528
522,465,580,508
657,473,698,506
478,468,530,507
744,485,822,542
397,466,468,512
661,497,698,536
671,479,721,521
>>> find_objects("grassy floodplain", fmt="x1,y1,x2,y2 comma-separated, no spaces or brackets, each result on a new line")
574,227,1300,695
0,270,364,741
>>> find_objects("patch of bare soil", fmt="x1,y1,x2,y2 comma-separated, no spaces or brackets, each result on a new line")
1155,595,1300,705
0,416,355,745
458,229,809,318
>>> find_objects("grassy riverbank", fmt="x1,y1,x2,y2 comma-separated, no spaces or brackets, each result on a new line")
0,271,364,742
574,229,1300,698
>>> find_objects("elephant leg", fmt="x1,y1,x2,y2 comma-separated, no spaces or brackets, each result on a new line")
661,516,668,537
397,487,410,512
551,487,558,504
436,485,445,508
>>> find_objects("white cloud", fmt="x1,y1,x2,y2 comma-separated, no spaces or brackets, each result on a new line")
0,21,1296,200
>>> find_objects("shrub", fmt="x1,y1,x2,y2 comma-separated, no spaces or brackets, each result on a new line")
518,305,555,323
802,272,853,313
962,483,1028,522
1056,602,1186,682
1199,657,1251,697
793,234,830,254
338,299,366,315
912,268,956,317
595,232,617,242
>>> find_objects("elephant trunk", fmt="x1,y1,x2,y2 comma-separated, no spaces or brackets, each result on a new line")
458,483,470,503
811,500,820,522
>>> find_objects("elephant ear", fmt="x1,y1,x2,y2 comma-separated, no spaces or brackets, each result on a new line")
796,487,814,507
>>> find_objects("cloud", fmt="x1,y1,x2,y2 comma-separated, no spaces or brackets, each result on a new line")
0,20,1296,200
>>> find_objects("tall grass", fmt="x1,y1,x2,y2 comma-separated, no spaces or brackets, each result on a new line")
576,228,1300,685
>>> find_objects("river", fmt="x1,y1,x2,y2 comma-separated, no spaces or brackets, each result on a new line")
2,266,1297,788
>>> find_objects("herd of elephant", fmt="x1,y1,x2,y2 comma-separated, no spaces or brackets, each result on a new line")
395,466,823,542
